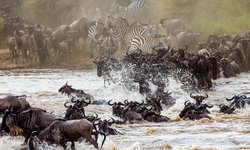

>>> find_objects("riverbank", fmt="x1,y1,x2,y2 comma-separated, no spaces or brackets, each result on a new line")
0,49,95,70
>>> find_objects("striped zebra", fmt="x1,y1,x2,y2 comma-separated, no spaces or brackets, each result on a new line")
108,18,157,51
128,35,169,54
87,21,107,58
88,22,99,42
124,23,156,44
108,17,130,50
126,0,149,12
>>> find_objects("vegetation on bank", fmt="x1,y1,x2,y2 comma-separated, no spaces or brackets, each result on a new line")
155,0,250,41
1,0,250,41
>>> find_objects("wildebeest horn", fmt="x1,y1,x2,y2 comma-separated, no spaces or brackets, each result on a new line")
108,100,115,106
94,113,98,118
204,93,208,98
64,102,72,108
184,100,190,106
136,101,144,105
226,96,235,101
206,104,213,108
241,95,247,99
190,92,195,98
108,117,115,124
219,104,225,108
124,99,129,105
71,97,78,103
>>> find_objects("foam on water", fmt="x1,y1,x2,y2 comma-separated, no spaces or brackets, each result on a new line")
0,69,250,149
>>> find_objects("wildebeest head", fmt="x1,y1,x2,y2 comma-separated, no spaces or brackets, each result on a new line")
108,100,125,117
226,95,246,101
64,102,85,120
58,82,72,96
97,118,115,135
190,93,208,105
226,95,247,109
2,109,23,136
219,104,235,114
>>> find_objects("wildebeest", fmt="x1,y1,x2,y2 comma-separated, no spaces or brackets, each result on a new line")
7,36,19,63
57,35,74,61
219,104,235,114
142,110,169,122
93,58,120,87
97,118,123,135
226,95,247,109
221,58,240,78
29,119,106,149
1,107,58,144
59,82,94,100
0,95,30,114
108,100,126,117
179,100,213,120
63,98,91,120
52,25,71,44
122,107,144,123
69,17,88,40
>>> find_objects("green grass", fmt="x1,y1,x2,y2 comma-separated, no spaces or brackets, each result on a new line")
190,0,250,42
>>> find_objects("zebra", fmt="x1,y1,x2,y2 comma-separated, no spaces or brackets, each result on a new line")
108,17,158,51
108,17,130,50
128,35,170,54
126,0,149,12
87,21,108,58
125,0,149,22
124,23,157,44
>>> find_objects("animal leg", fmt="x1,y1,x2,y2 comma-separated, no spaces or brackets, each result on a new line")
71,141,75,150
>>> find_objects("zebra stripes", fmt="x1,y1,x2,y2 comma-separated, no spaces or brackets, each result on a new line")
127,0,149,13
124,24,152,44
109,18,157,51
88,22,98,41
128,35,169,54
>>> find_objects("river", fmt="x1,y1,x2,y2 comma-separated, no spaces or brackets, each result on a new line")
0,69,250,150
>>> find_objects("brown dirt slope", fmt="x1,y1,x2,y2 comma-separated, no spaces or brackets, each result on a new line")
0,49,95,70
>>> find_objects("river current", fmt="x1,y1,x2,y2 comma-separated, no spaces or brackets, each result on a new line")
0,69,250,150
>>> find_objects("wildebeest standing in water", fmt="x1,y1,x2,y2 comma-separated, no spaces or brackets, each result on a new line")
1,107,58,145
29,119,106,150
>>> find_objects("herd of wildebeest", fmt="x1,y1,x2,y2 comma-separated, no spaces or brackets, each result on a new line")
0,82,250,149
1,3,250,150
